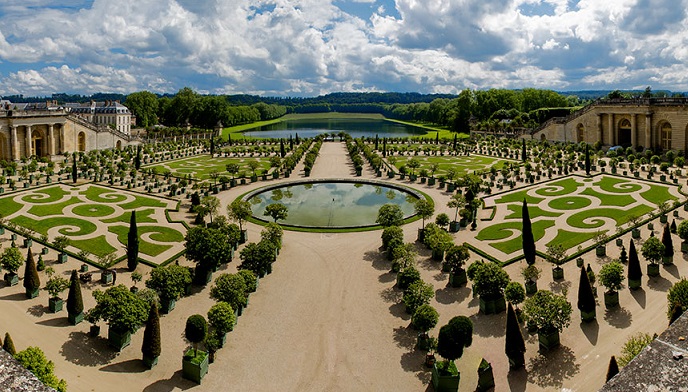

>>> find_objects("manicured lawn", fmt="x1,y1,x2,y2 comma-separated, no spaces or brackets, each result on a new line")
580,188,635,207
28,197,81,216
546,229,599,250
70,235,117,258
21,186,69,203
477,220,556,254
640,186,678,206
146,156,273,181
535,178,580,196
504,204,562,219
495,190,543,205
567,205,655,229
594,176,642,193
547,196,592,211
72,204,116,218
0,198,23,217
102,209,157,224
109,225,183,257
11,216,97,236
390,155,512,177
81,186,128,203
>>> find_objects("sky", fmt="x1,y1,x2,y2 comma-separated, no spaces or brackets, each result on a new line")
0,0,686,97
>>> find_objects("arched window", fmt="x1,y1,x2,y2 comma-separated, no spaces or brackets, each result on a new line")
78,132,86,152
661,123,672,151
618,119,632,146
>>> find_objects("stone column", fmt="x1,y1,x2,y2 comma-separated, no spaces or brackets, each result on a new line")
630,113,637,148
25,125,32,157
608,113,614,145
645,112,652,149
10,125,18,160
597,114,602,143
48,124,55,155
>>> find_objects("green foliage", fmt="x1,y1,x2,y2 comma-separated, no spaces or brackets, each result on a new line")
1,247,23,273
125,91,158,127
208,302,237,334
185,226,233,273
227,199,252,231
411,304,439,332
260,223,283,249
210,273,248,310
391,243,417,271
90,284,150,333
599,261,625,293
437,316,473,361
142,303,161,359
43,268,68,299
403,280,434,315
263,203,288,223
3,332,16,356
52,235,70,252
444,245,470,273
435,213,450,228
667,279,688,320
522,199,536,265
521,265,541,282
67,270,83,315
145,264,192,302
505,303,525,360
127,210,139,272
628,240,642,281
523,290,572,333
424,225,453,254
23,250,40,292
15,346,67,392
376,204,404,227
641,236,665,265
239,240,276,277
414,199,434,227
185,314,207,354
617,333,654,367
381,225,404,249
397,266,421,290
237,269,258,293
468,260,510,298
577,266,596,313
504,281,525,307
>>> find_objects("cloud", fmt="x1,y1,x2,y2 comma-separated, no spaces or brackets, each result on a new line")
0,0,688,96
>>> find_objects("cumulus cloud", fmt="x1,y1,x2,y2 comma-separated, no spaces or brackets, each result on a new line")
0,0,688,96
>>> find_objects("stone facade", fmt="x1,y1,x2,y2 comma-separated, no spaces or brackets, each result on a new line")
533,98,688,151
0,350,56,392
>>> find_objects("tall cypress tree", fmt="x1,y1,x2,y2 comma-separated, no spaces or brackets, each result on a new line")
134,146,142,170
628,240,642,289
606,356,619,382
23,249,40,297
66,270,84,324
228,134,232,146
662,223,674,258
3,332,16,356
522,199,536,265
127,210,139,272
383,138,387,157
280,139,286,158
453,134,457,151
521,139,526,162
585,144,591,175
72,157,77,184
375,134,379,150
505,303,526,369
577,266,596,321
142,303,161,368
210,137,215,156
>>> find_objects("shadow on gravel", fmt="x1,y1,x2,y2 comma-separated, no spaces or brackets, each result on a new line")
60,331,118,367
435,286,470,305
143,370,196,392
604,306,632,329
527,345,579,389
630,287,646,309
100,359,147,373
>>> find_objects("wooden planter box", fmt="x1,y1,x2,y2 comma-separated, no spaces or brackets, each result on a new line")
632,228,641,239
596,245,606,257
449,270,467,287
4,273,18,286
647,263,660,277
431,249,444,262
477,360,495,392
581,308,596,322
682,241,688,253
628,278,641,290
537,329,560,351
182,350,209,384
431,362,460,392
101,270,113,284
58,253,68,263
48,297,63,313
663,255,674,265
525,280,537,295
108,326,132,351
68,311,84,325
239,230,248,244
604,291,619,309
25,287,39,299
448,221,460,233
552,267,564,280
160,298,176,314
479,294,506,315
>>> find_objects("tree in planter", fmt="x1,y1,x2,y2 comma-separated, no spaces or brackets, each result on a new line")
237,269,258,293
381,226,404,251
677,220,688,252
426,228,453,262
577,266,596,322
667,278,688,322
403,280,435,314
14,346,67,392
414,199,435,240
263,203,288,224
145,264,192,313
261,222,284,250
661,223,674,264
127,210,139,272
641,236,665,277
185,226,233,284
210,273,248,313
522,199,536,265
376,204,404,227
185,314,207,357
443,245,470,287
627,240,642,290
447,193,466,225
391,243,417,273
412,304,439,351
141,303,161,369
467,260,510,314
227,199,252,242
522,290,572,351
208,301,237,345
599,261,624,309
23,249,40,298
504,282,526,312
434,316,473,388
521,264,542,295
239,240,277,278
397,265,421,290
66,270,84,325
52,235,70,263
546,243,567,279
505,302,526,369
1,247,23,286
43,268,69,312
131,271,143,292
89,284,150,351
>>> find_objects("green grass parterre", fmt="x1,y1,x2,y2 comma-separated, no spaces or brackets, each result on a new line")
145,156,273,181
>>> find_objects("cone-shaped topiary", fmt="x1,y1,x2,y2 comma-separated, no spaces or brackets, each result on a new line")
577,266,596,319
72,158,77,184
505,303,525,369
628,241,642,287
142,303,161,366
606,355,619,382
585,144,591,175
23,249,40,295
662,223,674,257
66,270,84,319
37,254,45,271
127,210,139,272
3,332,16,356
522,199,536,266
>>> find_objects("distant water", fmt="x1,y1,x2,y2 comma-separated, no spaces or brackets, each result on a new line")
241,118,428,139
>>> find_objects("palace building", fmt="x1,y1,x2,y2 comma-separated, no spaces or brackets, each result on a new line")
0,100,138,161
532,98,688,151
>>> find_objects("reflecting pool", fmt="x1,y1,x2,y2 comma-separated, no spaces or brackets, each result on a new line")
241,118,428,139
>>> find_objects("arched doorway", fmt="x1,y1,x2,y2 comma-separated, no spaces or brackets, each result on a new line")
31,128,46,158
577,124,585,142
660,122,672,151
0,134,8,160
618,119,631,147
78,132,86,152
